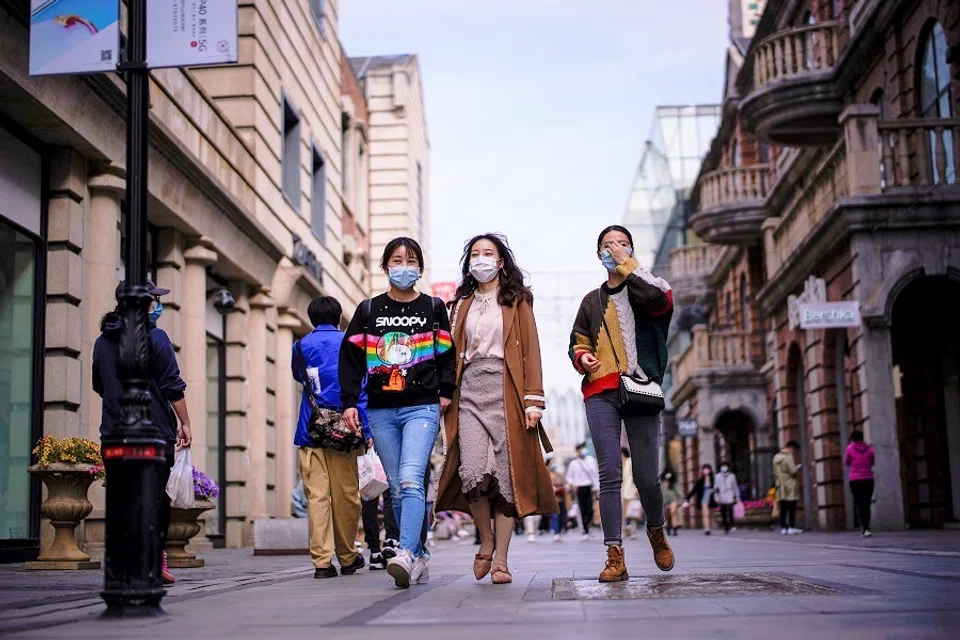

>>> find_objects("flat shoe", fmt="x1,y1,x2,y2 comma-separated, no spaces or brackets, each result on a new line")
473,553,493,580
491,565,512,585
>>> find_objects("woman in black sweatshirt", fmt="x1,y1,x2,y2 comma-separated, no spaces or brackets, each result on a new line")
339,237,455,589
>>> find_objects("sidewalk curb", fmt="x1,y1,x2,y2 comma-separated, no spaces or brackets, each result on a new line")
722,534,960,558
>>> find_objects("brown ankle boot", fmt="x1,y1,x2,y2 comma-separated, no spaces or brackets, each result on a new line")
598,545,629,582
647,525,675,572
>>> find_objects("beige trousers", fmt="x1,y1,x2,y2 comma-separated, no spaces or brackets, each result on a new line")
298,446,361,568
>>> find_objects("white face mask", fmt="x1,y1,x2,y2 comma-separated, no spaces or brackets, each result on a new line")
720,466,729,473
469,256,500,284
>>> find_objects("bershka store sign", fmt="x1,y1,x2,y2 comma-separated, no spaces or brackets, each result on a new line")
147,0,238,69
798,301,861,329
292,235,323,284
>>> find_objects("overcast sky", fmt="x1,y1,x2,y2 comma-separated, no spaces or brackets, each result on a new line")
340,0,730,280
340,1,731,398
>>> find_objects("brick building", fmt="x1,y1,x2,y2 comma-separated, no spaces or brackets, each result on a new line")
669,0,960,531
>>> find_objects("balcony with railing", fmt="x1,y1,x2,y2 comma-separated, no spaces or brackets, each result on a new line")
740,21,845,146
670,325,762,406
668,243,724,308
690,165,772,245
763,105,960,283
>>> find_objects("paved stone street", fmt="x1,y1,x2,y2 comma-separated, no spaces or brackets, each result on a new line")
3,530,959,639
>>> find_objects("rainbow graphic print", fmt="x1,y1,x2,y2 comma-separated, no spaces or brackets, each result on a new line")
349,330,453,375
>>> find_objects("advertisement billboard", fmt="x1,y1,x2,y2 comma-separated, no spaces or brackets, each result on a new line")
147,0,238,69
29,0,120,76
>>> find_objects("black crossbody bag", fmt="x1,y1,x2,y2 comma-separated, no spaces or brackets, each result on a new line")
598,291,665,417
293,339,364,453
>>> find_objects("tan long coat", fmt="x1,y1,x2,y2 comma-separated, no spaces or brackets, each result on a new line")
435,295,558,518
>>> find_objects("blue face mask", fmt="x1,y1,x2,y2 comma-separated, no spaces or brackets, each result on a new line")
149,301,164,325
388,266,421,291
600,247,633,272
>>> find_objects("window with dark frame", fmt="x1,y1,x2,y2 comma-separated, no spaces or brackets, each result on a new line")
311,146,327,244
310,0,325,38
918,21,956,184
739,273,750,332
282,97,301,210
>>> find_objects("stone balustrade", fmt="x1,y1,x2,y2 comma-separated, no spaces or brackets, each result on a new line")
669,244,723,281
752,21,842,90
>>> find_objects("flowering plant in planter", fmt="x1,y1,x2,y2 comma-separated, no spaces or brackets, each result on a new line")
32,436,105,482
741,499,774,511
192,468,219,500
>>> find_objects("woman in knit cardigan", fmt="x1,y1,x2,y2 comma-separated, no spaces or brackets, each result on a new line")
568,225,675,582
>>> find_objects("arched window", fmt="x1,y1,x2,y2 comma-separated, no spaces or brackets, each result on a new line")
731,140,742,167
740,273,751,331
759,143,771,164
919,22,956,184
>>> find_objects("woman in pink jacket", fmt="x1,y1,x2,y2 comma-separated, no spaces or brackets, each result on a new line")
844,430,875,537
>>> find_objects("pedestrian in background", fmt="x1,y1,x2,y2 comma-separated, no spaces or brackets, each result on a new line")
436,233,557,586
773,441,803,535
569,225,676,582
715,462,739,534
294,296,371,580
340,237,456,589
550,463,569,541
683,464,716,535
94,280,192,586
565,443,600,539
661,470,682,536
844,430,875,537
361,487,399,570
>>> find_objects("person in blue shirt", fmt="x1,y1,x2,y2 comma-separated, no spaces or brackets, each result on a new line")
293,296,371,579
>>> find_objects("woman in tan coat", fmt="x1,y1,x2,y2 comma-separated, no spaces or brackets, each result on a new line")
436,234,557,585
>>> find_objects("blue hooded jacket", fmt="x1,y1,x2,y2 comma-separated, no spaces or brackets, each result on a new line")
93,312,186,453
293,325,370,447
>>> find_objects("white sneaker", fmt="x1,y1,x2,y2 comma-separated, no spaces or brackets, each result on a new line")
780,528,788,535
527,533,537,543
862,529,873,538
410,556,429,585
553,533,561,542
788,528,803,535
386,550,414,589
730,527,737,533
581,533,589,541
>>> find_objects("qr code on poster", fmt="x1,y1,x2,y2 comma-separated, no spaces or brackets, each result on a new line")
101,50,113,62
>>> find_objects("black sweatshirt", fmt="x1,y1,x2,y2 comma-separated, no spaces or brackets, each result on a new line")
339,293,457,410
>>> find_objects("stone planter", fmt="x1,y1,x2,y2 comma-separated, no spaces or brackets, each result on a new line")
740,506,775,527
25,463,101,570
166,498,214,568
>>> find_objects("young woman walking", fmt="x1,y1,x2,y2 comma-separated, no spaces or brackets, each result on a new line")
340,237,456,589
683,464,717,535
569,225,675,582
844,430,875,537
661,470,683,536
436,233,557,585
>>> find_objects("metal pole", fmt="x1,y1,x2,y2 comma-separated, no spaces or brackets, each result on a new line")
101,0,168,617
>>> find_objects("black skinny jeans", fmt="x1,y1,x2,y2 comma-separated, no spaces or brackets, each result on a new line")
779,500,798,529
575,486,594,534
585,391,664,545
849,479,874,531
361,490,399,553
719,503,734,531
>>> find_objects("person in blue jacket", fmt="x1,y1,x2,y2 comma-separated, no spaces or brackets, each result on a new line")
293,296,371,579
93,280,192,586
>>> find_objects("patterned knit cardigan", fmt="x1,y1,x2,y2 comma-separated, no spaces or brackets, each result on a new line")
568,257,673,400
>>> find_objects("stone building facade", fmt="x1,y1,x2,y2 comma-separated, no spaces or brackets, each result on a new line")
669,0,960,531
349,55,431,291
0,0,403,561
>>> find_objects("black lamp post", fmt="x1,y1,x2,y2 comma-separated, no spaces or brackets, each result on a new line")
100,0,168,617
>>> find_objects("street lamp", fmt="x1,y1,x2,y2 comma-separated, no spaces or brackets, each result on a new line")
100,0,168,616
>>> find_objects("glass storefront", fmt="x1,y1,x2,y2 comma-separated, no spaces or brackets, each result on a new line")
0,222,38,542
205,334,226,544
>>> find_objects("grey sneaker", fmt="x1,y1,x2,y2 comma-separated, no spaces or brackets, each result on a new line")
386,549,414,589
411,555,430,585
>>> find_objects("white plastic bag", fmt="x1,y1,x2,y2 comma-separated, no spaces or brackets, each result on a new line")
166,448,195,509
358,451,388,502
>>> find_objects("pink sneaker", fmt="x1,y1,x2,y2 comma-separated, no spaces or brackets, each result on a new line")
162,550,176,585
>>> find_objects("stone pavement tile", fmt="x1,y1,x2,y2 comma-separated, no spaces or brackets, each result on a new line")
582,599,660,620
719,595,819,615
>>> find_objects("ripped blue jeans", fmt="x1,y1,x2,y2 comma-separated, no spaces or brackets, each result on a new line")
368,404,440,557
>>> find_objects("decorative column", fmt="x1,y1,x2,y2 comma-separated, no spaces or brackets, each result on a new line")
181,238,217,469
82,167,126,557
155,230,185,351
224,282,250,548
246,290,275,537
44,149,87,440
857,319,905,530
840,104,882,196
275,312,303,517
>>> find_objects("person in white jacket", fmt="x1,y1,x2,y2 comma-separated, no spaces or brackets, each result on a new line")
714,462,740,533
